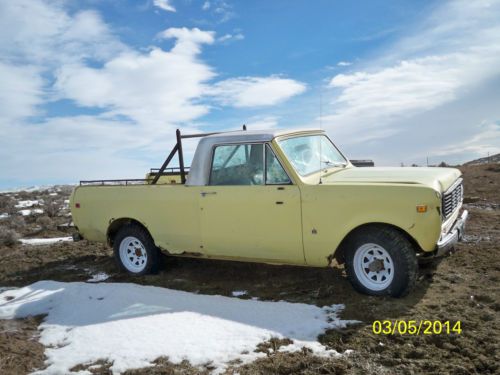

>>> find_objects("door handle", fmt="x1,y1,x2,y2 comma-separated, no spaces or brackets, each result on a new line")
275,201,284,205
201,191,217,197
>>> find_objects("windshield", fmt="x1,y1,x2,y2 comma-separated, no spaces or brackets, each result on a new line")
278,135,347,176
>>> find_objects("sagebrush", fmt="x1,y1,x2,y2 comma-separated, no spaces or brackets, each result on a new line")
0,226,20,246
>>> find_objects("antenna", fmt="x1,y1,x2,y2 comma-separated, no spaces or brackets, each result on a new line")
319,86,323,184
320,87,323,130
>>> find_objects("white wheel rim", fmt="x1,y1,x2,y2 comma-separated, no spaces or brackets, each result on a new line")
119,236,148,273
353,243,394,291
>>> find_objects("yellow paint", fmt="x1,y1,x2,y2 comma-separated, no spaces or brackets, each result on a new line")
70,133,463,268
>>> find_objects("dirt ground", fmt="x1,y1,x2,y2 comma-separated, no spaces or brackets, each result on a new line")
0,164,498,374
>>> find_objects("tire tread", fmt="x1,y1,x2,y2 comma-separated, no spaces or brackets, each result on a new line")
345,226,418,297
113,223,159,275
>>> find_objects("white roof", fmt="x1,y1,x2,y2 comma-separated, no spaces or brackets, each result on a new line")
203,128,323,143
186,128,324,186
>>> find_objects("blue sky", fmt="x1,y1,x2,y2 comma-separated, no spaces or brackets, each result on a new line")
0,0,499,189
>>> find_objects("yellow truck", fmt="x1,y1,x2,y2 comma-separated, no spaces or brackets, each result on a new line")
70,128,468,297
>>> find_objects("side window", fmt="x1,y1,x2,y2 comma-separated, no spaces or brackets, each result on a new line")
266,145,291,185
210,144,264,185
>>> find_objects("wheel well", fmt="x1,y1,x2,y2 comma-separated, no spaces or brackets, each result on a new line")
107,218,151,246
332,223,421,265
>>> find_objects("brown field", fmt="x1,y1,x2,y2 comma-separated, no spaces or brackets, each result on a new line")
0,163,498,374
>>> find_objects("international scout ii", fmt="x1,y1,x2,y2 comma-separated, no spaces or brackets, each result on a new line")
70,128,468,297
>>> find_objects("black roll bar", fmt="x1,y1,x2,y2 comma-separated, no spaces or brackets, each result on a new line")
151,124,247,185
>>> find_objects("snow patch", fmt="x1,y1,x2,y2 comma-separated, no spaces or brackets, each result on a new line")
0,281,357,374
0,213,9,219
20,237,73,245
0,186,46,193
15,200,39,208
57,222,74,228
232,290,248,297
86,272,110,283
18,208,44,216
0,185,75,194
0,287,16,294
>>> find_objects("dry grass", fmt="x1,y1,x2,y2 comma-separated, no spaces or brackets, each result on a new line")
7,216,26,230
0,196,16,215
36,216,55,230
0,226,20,247
44,197,60,218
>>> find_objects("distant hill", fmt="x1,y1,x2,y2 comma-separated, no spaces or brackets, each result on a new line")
463,153,500,165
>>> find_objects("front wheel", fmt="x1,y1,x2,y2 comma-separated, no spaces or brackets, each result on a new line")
113,224,158,275
344,227,418,297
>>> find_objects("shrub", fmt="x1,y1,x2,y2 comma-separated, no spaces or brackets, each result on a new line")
0,226,20,247
37,216,54,230
45,197,61,218
8,215,26,230
0,196,16,214
17,191,32,200
58,185,74,195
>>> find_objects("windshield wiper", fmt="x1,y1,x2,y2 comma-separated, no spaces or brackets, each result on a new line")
321,159,347,168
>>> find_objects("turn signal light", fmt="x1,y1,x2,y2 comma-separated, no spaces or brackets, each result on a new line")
416,205,427,213
75,203,80,208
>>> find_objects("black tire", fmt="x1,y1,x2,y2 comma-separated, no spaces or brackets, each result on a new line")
344,226,418,297
113,224,159,275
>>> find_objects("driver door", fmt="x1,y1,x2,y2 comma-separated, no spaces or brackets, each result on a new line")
199,143,305,264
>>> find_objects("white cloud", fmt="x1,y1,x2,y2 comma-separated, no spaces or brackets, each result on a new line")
337,61,351,67
0,2,125,65
157,27,215,55
429,121,500,157
210,77,306,107
0,1,126,126
328,55,466,125
0,62,44,122
202,1,210,11
212,0,235,23
217,33,244,43
0,115,152,183
55,47,215,125
54,27,217,126
321,0,500,164
0,1,305,187
153,0,176,12
245,116,280,130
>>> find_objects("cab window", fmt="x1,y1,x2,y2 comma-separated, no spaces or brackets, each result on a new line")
210,144,264,185
265,145,291,185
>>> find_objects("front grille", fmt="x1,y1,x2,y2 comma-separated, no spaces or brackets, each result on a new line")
442,178,463,219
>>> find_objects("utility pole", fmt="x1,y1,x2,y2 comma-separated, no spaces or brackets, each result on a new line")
426,156,429,167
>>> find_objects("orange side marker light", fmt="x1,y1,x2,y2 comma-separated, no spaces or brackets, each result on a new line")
416,205,427,213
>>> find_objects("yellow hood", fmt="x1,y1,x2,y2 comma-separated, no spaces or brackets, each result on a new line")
323,166,461,192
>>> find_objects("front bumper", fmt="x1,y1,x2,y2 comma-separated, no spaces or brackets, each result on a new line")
435,210,468,256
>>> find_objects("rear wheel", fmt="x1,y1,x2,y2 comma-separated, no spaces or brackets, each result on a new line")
345,227,418,297
113,224,158,275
